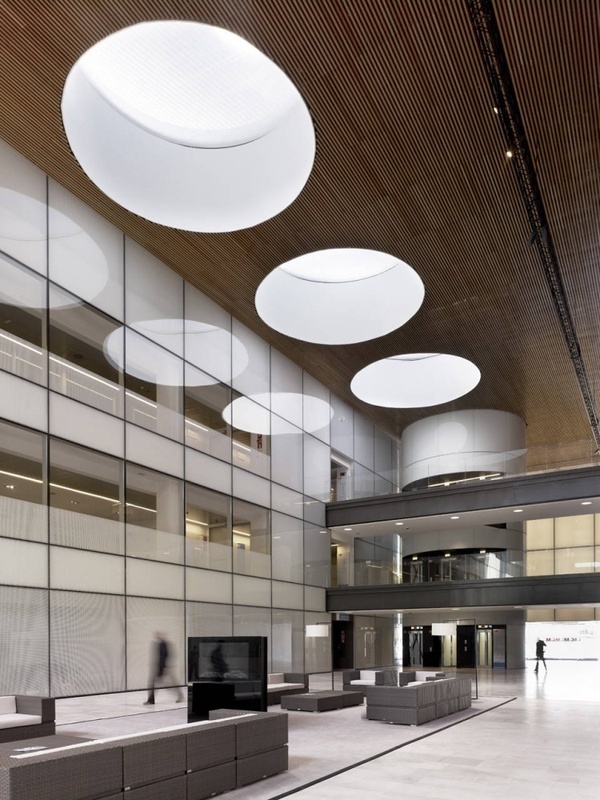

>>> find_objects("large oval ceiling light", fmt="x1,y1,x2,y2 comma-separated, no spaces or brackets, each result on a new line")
61,21,315,232
351,353,481,407
255,249,424,344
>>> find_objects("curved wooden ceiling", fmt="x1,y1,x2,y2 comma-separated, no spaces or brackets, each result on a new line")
0,0,598,463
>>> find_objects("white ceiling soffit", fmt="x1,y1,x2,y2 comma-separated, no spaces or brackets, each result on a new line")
351,353,481,407
255,248,425,344
61,21,315,232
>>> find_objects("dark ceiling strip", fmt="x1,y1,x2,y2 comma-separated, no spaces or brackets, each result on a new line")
465,0,600,450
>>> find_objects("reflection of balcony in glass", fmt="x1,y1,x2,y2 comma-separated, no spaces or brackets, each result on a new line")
49,355,122,414
0,330,45,384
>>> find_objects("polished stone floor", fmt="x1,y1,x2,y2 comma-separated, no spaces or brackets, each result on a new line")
54,662,600,799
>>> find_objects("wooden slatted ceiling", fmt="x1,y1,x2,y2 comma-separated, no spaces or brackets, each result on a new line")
0,0,597,457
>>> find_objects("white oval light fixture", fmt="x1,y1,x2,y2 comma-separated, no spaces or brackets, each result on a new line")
61,21,315,232
351,353,480,407
222,393,333,435
255,249,424,344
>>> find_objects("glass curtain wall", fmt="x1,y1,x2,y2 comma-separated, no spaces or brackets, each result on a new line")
0,136,402,695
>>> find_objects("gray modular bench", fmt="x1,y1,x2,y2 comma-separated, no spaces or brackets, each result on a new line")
0,697,55,744
366,677,472,725
0,708,287,800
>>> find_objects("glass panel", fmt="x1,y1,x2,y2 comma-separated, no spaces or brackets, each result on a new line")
272,512,303,583
49,439,124,554
126,558,184,598
50,590,125,695
186,601,233,639
354,414,374,470
125,238,184,356
330,395,354,459
0,419,46,541
271,350,302,427
304,524,330,587
303,434,330,501
271,416,303,491
126,596,185,691
374,426,395,484
303,373,330,444
233,606,271,647
186,567,232,603
186,449,232,495
231,392,270,478
125,328,183,441
0,255,46,385
184,365,231,462
555,547,595,574
272,609,304,672
0,139,47,274
555,515,594,548
304,612,330,673
233,574,271,606
232,499,270,578
0,586,48,695
0,539,47,587
231,320,270,400
353,463,375,498
48,179,124,320
184,282,233,385
49,285,123,415
185,484,231,572
50,548,124,594
526,549,554,576
125,465,183,563
526,518,554,550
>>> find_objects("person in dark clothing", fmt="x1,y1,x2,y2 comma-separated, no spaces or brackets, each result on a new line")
534,638,547,672
144,631,184,704
210,641,229,680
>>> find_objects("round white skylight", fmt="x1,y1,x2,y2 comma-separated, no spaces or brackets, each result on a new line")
255,249,424,344
222,393,333,435
61,21,315,232
350,353,481,407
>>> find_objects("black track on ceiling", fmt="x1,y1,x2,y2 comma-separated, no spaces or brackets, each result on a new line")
466,0,600,450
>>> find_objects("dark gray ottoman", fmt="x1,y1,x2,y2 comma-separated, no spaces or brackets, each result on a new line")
281,690,363,712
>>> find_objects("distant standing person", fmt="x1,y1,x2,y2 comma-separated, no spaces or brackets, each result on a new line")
144,631,184,704
534,638,547,673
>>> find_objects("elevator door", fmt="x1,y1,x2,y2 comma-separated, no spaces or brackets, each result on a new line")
457,625,475,668
409,631,423,667
478,630,492,666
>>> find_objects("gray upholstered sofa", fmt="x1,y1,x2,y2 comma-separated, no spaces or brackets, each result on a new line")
342,668,446,694
0,696,55,743
0,708,287,800
267,672,309,705
366,676,472,725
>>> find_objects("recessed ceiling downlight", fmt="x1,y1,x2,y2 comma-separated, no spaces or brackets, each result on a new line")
255,249,424,344
61,21,315,232
350,353,481,407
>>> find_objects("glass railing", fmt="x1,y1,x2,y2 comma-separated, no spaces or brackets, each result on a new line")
330,440,600,503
